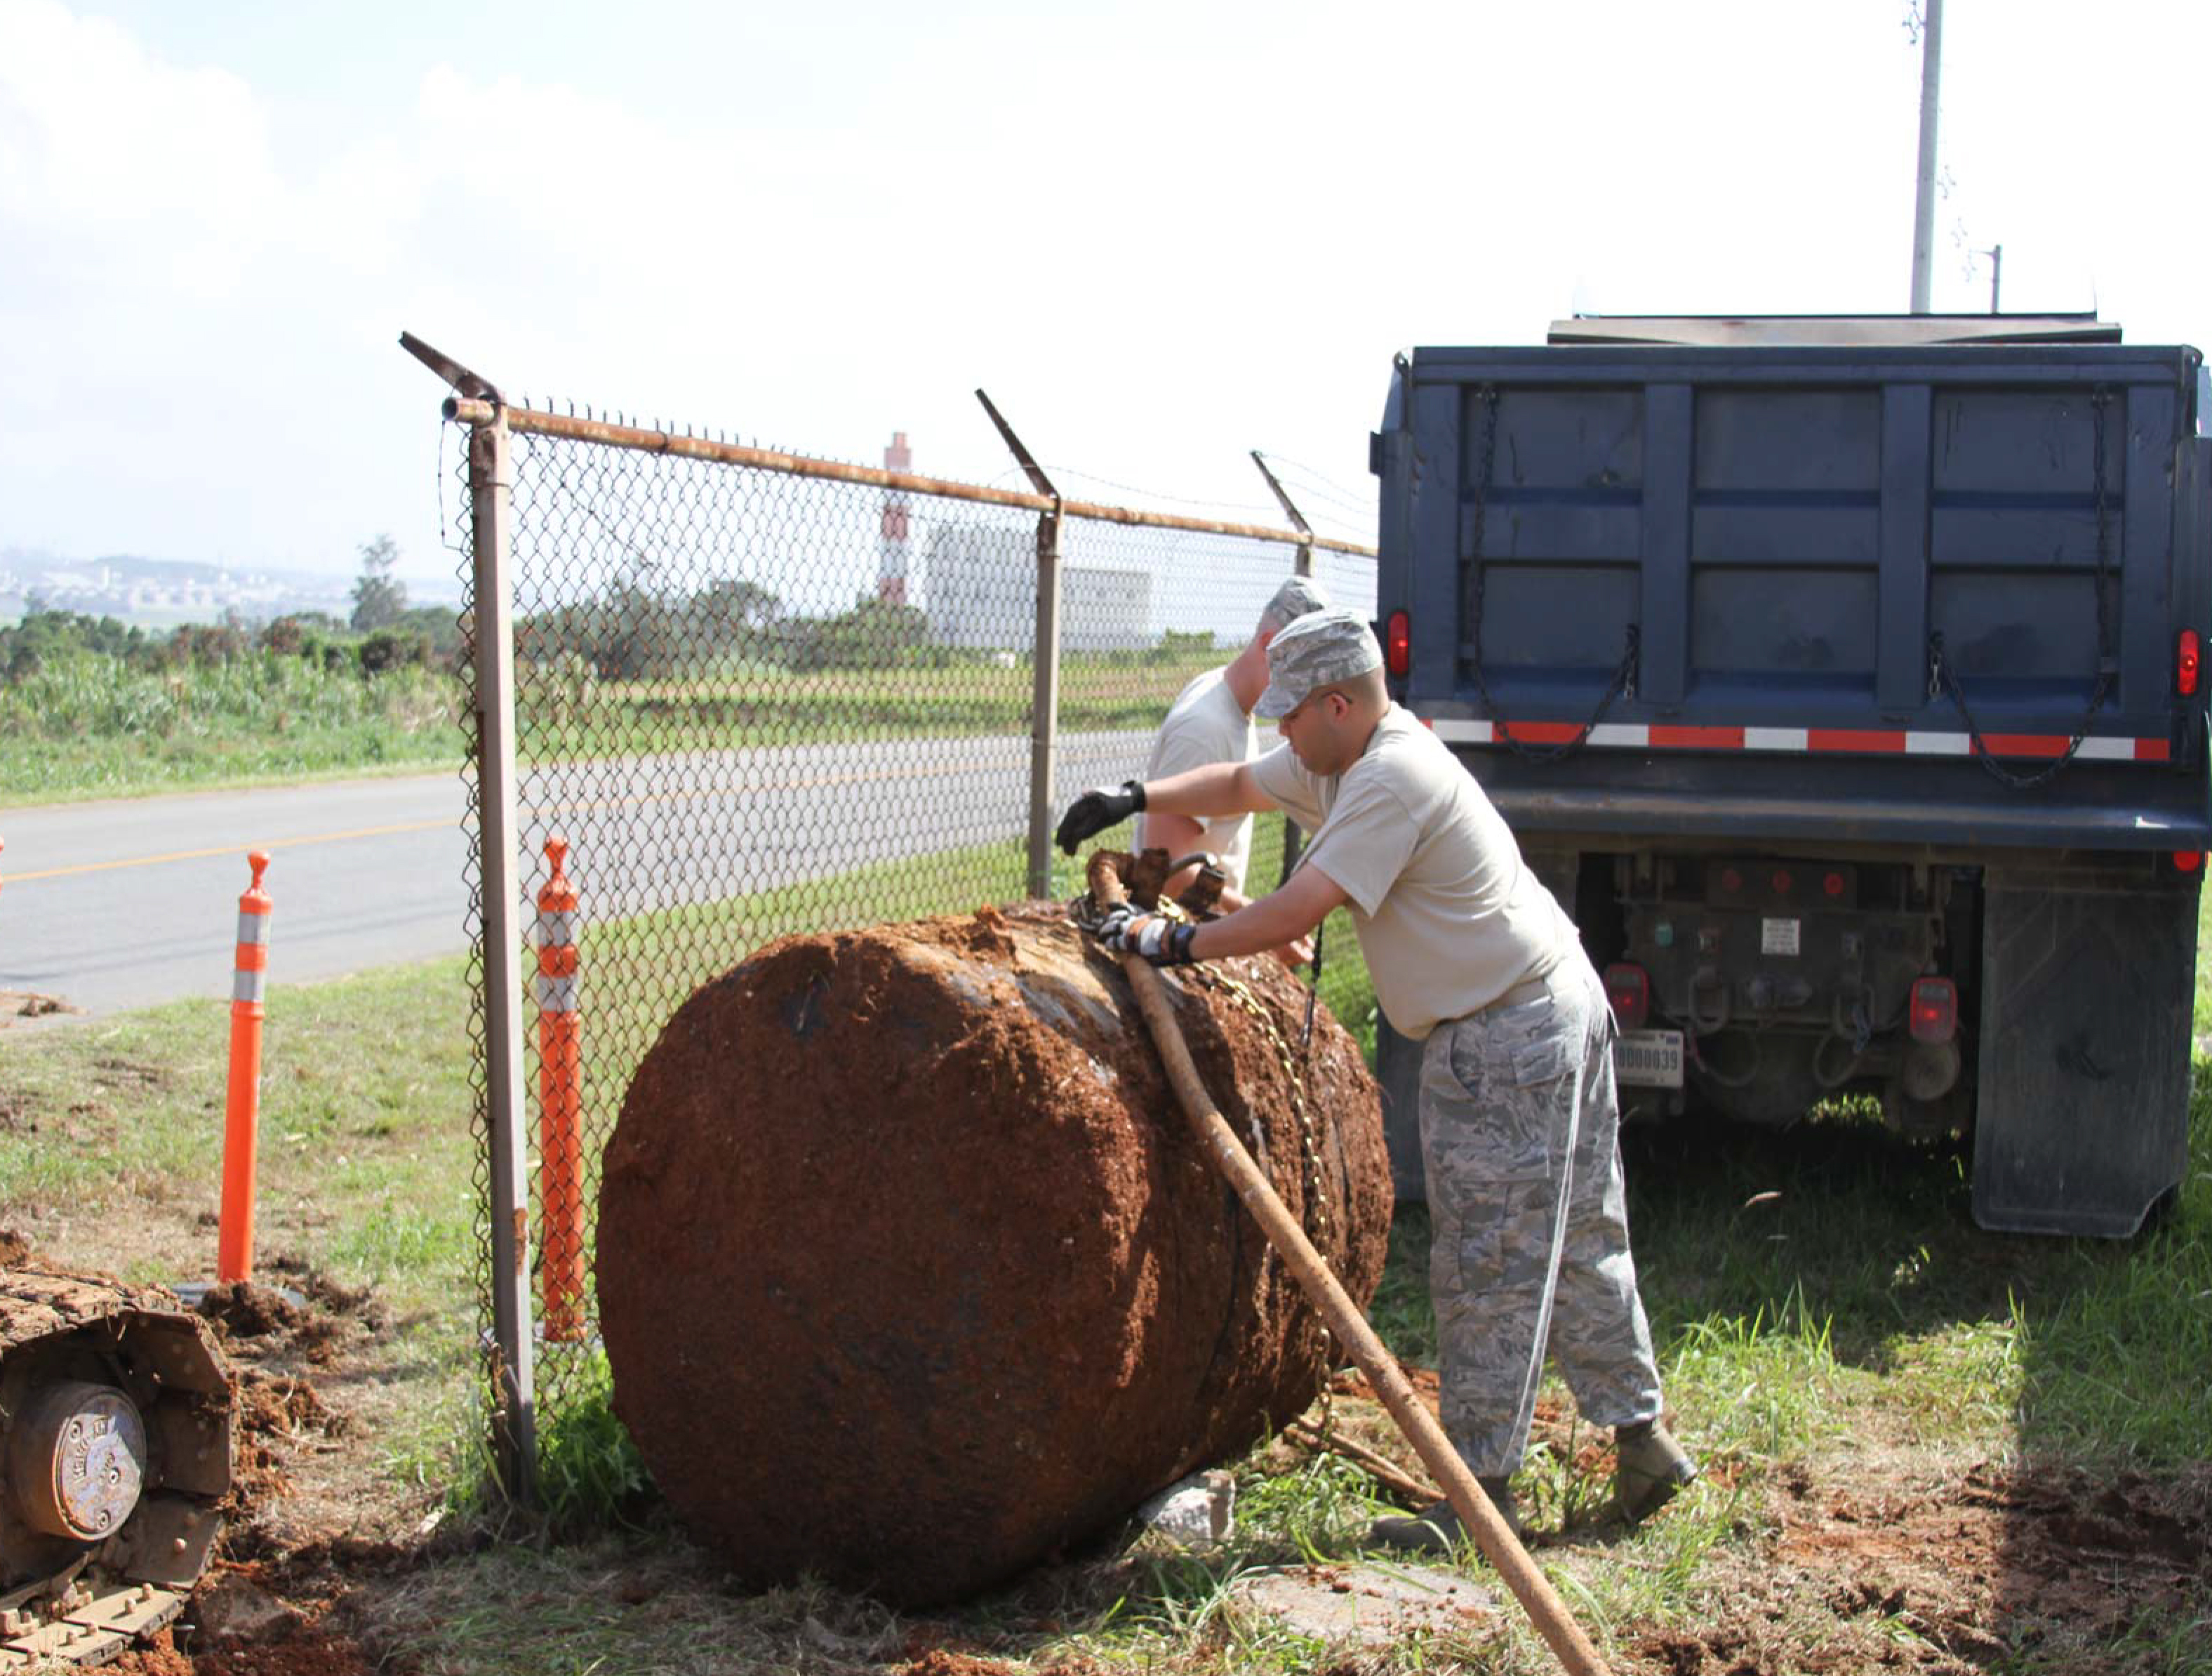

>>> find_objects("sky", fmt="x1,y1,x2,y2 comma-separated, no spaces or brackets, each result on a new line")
5,0,2210,583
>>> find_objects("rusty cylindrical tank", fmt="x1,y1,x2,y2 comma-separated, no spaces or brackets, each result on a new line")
0,1258,234,1665
598,901,1391,1606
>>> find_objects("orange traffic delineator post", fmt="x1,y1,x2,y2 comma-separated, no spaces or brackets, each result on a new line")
218,851,273,1284
535,837,587,1341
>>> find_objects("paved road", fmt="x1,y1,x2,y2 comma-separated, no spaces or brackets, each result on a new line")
0,730,1150,1016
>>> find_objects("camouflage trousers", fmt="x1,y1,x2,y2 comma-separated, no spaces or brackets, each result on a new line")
1418,955,1663,1477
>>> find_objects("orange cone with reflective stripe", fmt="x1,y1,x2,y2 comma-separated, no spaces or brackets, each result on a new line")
218,851,272,1284
536,838,586,1341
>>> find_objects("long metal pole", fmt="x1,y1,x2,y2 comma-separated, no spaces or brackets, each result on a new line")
469,409,536,1503
1909,0,1943,314
442,397,1374,559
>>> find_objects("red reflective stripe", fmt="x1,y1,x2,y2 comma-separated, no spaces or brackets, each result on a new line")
1500,721,1586,745
1971,733,2072,759
1808,729,1907,753
538,945,580,978
2136,738,2173,761
1650,725,1745,750
234,943,267,972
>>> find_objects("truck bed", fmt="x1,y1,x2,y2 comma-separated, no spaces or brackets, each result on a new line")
1373,343,2212,850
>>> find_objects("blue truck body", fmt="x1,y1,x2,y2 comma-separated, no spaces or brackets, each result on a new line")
1370,321,2212,1236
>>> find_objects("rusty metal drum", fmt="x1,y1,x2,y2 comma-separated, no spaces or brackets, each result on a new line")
597,902,1391,1606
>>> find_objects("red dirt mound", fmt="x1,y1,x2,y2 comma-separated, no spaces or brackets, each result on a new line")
599,902,1392,1607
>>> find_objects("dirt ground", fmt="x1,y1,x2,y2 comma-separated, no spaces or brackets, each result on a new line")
73,1259,434,1676
26,1257,2191,1675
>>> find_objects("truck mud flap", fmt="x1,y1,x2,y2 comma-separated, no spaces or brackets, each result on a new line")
1973,864,2198,1237
1377,1018,1425,1202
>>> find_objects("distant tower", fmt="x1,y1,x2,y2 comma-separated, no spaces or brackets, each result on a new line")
879,430,912,604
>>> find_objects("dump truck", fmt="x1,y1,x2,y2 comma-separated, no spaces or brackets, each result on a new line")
1369,314,2211,1237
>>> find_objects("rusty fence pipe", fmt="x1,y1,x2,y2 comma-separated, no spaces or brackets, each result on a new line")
975,390,1068,899
441,397,1377,559
466,403,538,1503
1084,852,1613,1676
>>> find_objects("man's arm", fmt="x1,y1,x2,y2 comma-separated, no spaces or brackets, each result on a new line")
1188,863,1348,962
1146,759,1272,820
1056,759,1274,855
1139,809,1210,874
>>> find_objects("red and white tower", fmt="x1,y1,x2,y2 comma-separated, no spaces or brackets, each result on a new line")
879,430,912,604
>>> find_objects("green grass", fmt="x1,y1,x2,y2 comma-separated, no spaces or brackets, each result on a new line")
0,653,462,803
522,649,1222,762
4,647,1223,806
9,849,2212,1673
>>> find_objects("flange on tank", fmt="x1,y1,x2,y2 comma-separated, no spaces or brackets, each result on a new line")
0,1264,234,1667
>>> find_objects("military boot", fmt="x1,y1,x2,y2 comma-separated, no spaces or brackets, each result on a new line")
1613,1420,1697,1522
1368,1477,1520,1552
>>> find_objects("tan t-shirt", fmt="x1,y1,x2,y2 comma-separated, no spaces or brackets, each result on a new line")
1250,705,1579,1040
1141,665,1258,892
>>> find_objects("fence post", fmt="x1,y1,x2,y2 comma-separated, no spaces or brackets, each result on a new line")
469,404,538,1503
976,391,1065,899
1252,452,1317,879
535,837,586,1343
1251,451,1314,580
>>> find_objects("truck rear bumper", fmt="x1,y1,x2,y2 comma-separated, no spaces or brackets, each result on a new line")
1466,752,2212,853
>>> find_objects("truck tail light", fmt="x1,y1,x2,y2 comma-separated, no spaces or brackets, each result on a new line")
1385,609,1411,677
1909,976,1958,1045
2174,850,2204,873
2180,630,2201,697
1604,963,1650,1030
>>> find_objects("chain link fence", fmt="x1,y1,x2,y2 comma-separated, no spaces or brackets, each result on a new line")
443,388,1375,1497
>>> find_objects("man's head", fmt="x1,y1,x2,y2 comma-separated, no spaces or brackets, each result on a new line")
1255,608,1387,774
1256,575,1330,641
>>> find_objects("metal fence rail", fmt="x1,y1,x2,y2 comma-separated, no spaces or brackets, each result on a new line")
434,366,1375,1497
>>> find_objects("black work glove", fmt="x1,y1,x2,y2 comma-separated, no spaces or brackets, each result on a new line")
1092,903,1198,966
1055,779,1146,854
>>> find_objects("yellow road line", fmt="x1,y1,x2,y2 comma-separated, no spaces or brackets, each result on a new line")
6,754,1034,882
2,818,457,884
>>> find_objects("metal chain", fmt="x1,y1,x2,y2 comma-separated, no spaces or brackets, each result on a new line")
1930,387,2117,790
1300,912,1325,1058
1465,385,1641,764
1192,964,1331,1244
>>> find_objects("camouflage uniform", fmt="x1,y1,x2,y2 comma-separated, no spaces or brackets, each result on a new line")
1418,955,1663,1478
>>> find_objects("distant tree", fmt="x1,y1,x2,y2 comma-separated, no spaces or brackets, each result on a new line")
349,535,409,632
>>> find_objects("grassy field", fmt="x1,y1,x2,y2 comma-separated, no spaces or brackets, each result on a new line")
4,647,1220,805
0,862,2206,1673
0,653,463,802
525,650,1223,763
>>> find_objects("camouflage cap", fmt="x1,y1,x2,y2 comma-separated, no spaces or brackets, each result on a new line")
1253,608,1383,719
1258,574,1331,634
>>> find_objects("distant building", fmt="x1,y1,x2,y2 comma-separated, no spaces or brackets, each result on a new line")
921,522,1152,653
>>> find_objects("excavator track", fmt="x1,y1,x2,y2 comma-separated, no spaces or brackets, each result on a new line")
0,1265,233,1668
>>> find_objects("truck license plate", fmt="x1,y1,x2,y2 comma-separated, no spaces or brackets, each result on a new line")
1615,1029,1684,1089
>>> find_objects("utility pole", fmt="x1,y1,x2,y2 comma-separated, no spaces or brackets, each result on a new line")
1982,243,2002,314
1909,0,1943,314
